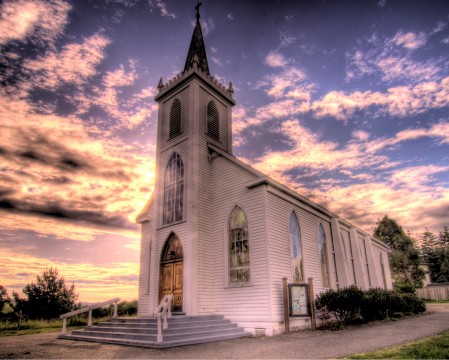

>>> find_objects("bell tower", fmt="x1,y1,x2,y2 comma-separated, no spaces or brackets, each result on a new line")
138,4,236,316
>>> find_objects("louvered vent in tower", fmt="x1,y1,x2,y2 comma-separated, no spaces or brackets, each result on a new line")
207,100,219,140
169,98,182,138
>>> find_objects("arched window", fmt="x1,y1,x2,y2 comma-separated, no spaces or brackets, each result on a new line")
207,100,219,140
289,212,304,283
380,253,387,289
163,153,184,225
228,206,250,284
318,224,330,287
169,98,182,138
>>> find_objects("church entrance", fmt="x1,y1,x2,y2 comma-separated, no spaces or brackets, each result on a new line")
159,234,183,312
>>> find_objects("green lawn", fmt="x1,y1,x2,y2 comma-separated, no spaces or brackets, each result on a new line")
0,316,110,336
348,330,449,359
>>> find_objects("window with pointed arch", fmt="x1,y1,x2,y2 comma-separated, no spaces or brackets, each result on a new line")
228,206,250,284
380,253,388,289
289,212,304,283
169,98,182,138
163,152,184,225
207,100,219,140
318,224,330,288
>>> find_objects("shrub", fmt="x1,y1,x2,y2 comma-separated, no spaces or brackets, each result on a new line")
316,286,426,327
315,285,364,325
401,294,426,314
361,288,404,321
394,281,416,294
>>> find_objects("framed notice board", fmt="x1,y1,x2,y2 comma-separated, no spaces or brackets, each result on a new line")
288,283,310,316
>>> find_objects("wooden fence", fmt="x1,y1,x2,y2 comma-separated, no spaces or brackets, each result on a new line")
416,283,449,300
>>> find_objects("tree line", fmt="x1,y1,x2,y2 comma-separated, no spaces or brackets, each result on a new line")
374,215,449,289
0,268,137,325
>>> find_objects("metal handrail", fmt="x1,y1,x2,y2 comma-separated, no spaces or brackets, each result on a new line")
154,294,173,343
60,297,120,335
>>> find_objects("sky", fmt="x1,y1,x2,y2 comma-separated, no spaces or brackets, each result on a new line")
1,0,449,303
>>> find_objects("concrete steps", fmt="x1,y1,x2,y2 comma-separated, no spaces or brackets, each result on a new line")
58,315,250,348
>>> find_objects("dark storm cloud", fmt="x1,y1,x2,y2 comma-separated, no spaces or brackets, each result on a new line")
0,197,134,229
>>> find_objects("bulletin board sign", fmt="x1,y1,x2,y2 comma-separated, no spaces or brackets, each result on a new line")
288,283,310,317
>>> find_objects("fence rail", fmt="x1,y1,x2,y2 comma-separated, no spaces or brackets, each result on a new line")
60,297,120,335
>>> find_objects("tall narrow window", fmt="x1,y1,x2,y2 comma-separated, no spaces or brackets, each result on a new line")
318,224,330,288
380,253,387,289
163,153,184,225
169,99,182,138
229,206,250,284
207,100,219,140
289,212,304,283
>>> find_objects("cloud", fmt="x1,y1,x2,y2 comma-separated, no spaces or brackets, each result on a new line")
23,32,111,90
311,76,449,120
346,26,445,84
0,0,70,47
227,13,234,21
0,91,156,240
392,31,427,50
0,249,139,302
152,0,176,19
265,50,289,68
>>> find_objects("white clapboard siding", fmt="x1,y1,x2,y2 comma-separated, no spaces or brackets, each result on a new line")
265,191,336,321
137,220,152,316
201,155,271,321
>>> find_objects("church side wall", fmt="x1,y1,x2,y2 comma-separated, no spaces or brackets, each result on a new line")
205,156,272,331
265,190,336,333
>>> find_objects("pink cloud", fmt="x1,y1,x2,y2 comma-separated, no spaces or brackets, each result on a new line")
0,0,70,47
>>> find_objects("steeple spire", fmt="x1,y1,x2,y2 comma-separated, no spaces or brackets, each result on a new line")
184,2,210,75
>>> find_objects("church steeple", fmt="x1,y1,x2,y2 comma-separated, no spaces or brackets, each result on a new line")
184,2,210,75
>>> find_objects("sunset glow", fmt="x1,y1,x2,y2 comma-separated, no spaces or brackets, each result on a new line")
1,0,448,302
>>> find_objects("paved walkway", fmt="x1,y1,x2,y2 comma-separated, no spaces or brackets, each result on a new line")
1,303,448,359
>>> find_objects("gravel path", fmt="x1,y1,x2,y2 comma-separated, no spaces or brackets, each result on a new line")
1,303,448,359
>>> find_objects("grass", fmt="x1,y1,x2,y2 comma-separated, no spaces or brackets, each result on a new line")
424,299,449,303
0,315,111,336
348,329,449,359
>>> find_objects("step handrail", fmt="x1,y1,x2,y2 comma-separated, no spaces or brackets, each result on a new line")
60,297,120,335
154,294,173,343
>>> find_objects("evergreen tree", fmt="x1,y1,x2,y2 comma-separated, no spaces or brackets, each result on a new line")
419,227,449,283
21,268,78,319
374,215,424,287
0,285,11,312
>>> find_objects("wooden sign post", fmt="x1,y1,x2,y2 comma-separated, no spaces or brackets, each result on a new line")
308,277,316,331
282,277,290,334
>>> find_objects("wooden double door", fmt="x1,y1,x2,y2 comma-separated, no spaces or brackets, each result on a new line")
159,234,183,312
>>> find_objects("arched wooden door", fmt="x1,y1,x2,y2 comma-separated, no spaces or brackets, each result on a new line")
159,234,183,312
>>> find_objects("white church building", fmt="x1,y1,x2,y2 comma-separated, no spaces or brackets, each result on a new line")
136,7,392,336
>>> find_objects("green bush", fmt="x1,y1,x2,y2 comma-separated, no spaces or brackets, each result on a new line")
401,294,426,314
394,281,416,294
361,288,404,321
316,286,426,327
315,285,365,325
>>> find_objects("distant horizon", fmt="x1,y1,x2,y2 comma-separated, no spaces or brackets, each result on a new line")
1,0,448,303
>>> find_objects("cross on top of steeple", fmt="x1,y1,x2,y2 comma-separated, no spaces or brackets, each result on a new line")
195,2,202,21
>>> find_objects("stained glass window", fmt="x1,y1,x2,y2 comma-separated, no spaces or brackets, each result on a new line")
207,100,219,140
169,98,182,138
318,224,330,288
228,206,250,284
163,153,184,225
289,212,304,283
